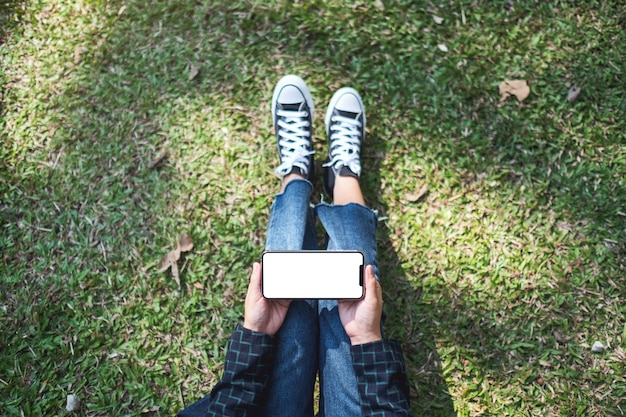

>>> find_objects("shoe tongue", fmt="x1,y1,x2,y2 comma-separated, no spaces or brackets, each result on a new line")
339,165,358,178
336,109,359,119
289,166,306,177
281,102,302,111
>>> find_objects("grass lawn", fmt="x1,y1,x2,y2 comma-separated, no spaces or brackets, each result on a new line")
1,0,625,415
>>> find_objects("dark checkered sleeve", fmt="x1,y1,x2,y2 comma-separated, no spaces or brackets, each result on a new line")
351,340,413,416
206,324,275,417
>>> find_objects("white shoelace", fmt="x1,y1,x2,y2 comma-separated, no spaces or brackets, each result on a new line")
274,109,314,177
322,114,362,176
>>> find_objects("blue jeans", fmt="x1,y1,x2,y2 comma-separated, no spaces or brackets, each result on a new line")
179,179,379,416
263,179,379,417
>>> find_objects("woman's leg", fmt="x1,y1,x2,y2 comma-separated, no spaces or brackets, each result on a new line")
262,182,319,417
317,86,379,416
316,198,379,417
265,177,318,252
262,74,319,416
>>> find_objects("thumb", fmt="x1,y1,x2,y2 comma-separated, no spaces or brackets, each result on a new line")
364,265,381,303
247,262,262,298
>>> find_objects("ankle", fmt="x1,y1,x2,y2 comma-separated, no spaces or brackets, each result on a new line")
333,175,364,205
281,172,306,192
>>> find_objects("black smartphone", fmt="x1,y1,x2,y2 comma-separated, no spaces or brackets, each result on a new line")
261,251,364,299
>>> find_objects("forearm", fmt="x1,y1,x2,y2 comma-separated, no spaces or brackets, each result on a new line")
351,339,413,416
206,325,275,416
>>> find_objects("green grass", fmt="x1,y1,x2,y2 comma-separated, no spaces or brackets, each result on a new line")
1,0,625,415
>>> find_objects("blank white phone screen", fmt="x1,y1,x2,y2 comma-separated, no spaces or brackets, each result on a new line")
262,251,364,299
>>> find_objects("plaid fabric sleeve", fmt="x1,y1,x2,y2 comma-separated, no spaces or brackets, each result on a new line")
206,324,275,417
351,339,414,416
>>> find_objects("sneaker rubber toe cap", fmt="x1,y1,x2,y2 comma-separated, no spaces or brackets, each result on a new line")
277,85,307,106
335,92,363,114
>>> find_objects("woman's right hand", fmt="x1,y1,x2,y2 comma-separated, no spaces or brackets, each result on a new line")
338,265,383,346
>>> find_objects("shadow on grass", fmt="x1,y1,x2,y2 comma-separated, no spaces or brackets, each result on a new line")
379,221,456,415
0,0,25,114
0,0,24,42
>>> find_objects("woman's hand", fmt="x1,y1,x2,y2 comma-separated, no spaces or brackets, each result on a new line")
338,265,383,345
243,262,291,336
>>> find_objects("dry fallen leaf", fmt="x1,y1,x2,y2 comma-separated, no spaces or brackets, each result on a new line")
188,65,199,81
437,44,448,52
158,233,194,289
149,148,168,169
406,184,429,202
157,248,181,273
171,262,180,288
614,346,626,361
553,330,568,344
499,80,530,102
433,15,444,24
374,0,385,11
74,46,88,65
567,85,581,103
179,233,194,252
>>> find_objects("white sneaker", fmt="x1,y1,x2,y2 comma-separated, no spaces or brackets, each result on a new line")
322,87,365,197
271,75,315,179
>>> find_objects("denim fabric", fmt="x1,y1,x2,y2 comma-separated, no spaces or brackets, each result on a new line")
264,179,379,417
262,179,319,416
265,179,318,252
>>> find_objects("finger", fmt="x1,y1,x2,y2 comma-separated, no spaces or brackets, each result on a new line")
371,267,383,302
364,265,383,306
363,265,377,300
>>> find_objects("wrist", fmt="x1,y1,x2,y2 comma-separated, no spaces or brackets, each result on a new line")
243,320,262,334
349,332,382,346
243,320,276,336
